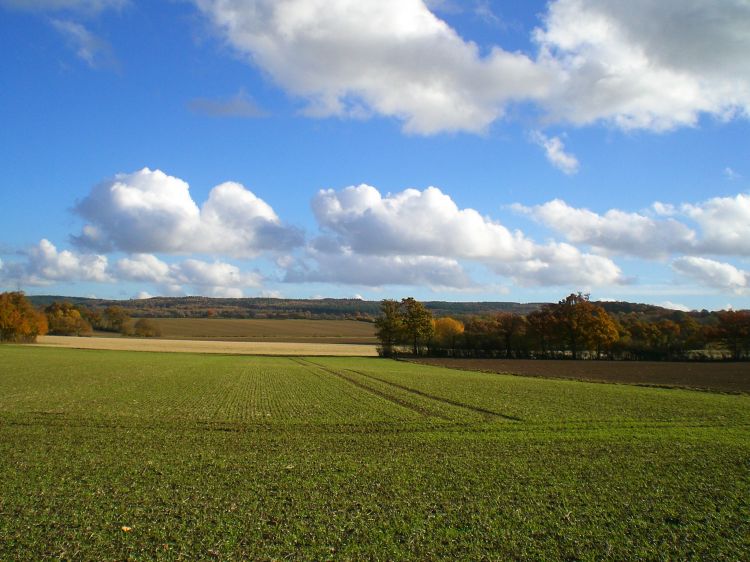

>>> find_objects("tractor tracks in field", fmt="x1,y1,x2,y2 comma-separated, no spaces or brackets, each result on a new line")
296,359,522,422
292,358,451,420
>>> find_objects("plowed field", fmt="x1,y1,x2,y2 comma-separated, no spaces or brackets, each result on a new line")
411,357,750,393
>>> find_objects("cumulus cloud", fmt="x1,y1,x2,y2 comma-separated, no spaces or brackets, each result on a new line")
286,247,473,289
529,131,579,174
518,192,750,259
489,241,625,287
0,239,110,286
313,185,533,260
73,168,302,257
672,257,748,293
304,184,624,287
194,0,750,134
534,0,750,131
515,199,697,258
0,239,265,297
194,0,553,134
187,89,267,118
116,253,262,297
682,193,750,255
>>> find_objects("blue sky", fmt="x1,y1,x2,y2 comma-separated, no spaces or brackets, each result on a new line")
1,0,749,310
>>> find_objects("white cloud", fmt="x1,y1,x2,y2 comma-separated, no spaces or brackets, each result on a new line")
116,253,262,297
194,0,553,135
286,247,473,289
515,199,697,257
51,19,114,68
305,184,624,287
0,239,111,286
518,193,750,259
682,193,750,256
115,253,172,283
489,241,624,287
529,130,579,174
672,257,748,293
313,184,533,260
194,0,750,134
534,0,750,131
658,301,691,312
73,168,302,257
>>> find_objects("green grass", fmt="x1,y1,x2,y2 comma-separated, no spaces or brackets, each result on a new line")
1,346,748,560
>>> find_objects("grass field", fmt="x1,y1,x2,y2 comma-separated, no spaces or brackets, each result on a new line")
134,318,378,344
1,345,749,560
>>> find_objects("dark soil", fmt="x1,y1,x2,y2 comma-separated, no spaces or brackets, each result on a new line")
410,358,750,393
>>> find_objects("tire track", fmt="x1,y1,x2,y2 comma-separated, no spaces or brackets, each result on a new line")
345,368,523,422
293,359,451,420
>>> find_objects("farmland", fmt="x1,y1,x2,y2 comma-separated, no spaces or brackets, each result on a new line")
413,357,750,394
145,317,377,343
1,345,749,560
35,335,378,356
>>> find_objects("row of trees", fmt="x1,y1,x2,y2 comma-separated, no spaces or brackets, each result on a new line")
44,301,133,336
0,292,162,342
375,294,750,360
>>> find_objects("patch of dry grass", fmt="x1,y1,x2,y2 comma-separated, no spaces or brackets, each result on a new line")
34,335,378,356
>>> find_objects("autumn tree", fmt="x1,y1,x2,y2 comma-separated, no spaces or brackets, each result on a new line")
588,311,620,359
102,306,130,334
715,310,750,360
45,302,93,336
0,292,48,343
433,317,464,353
132,318,161,338
553,293,618,359
375,299,403,357
526,306,557,357
400,297,434,355
494,312,527,358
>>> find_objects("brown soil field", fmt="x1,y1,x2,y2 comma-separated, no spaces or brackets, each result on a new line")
144,318,377,344
35,335,378,356
411,358,750,393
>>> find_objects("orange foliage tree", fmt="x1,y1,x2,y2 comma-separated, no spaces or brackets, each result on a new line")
0,292,48,343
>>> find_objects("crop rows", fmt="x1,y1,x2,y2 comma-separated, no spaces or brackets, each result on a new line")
1,345,749,560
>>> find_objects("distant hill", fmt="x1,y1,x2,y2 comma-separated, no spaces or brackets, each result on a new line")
24,294,709,321
25,295,546,320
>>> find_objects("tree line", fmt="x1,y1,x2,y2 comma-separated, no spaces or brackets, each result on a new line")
0,292,161,342
376,294,750,361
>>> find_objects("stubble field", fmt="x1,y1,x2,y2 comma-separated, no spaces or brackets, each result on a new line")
125,318,378,344
1,345,748,560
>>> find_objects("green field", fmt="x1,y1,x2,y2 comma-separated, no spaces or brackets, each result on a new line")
1,346,748,560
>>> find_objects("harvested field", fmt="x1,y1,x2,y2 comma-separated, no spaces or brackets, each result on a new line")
145,318,377,344
411,358,750,393
35,335,378,356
